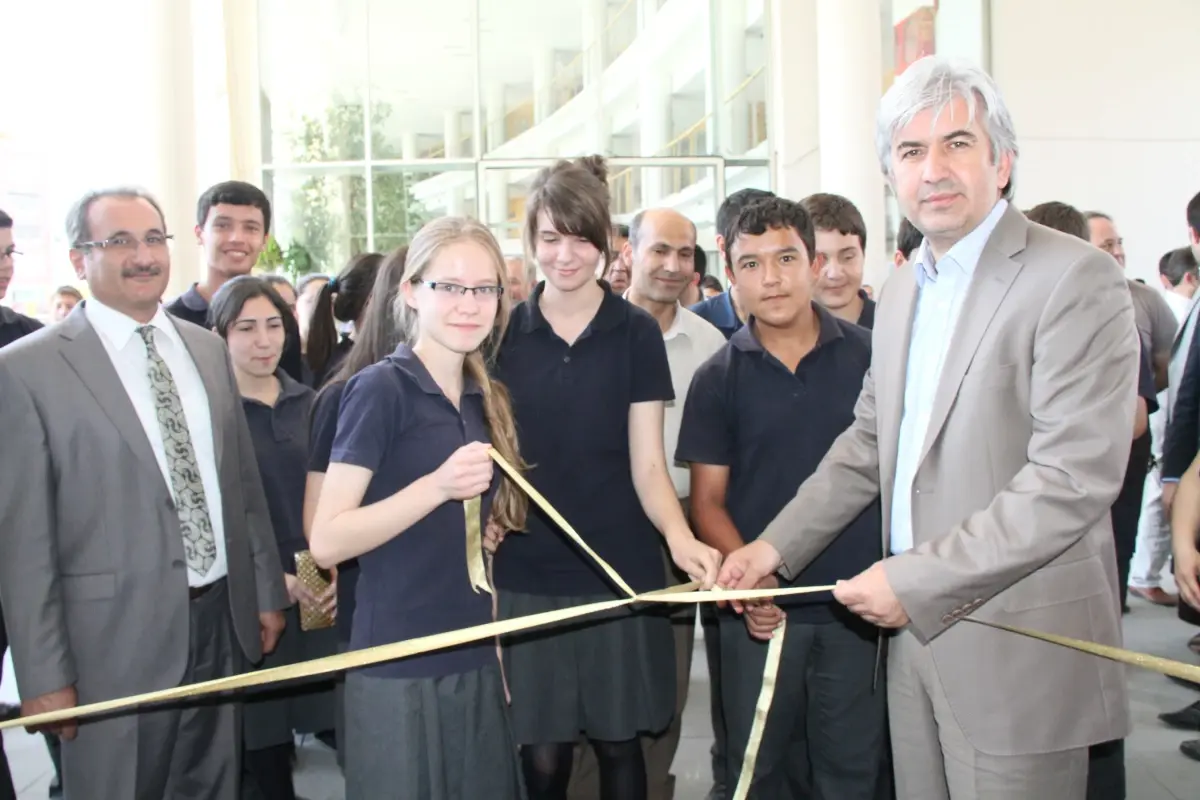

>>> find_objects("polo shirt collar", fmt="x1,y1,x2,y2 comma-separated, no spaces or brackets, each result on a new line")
517,280,626,335
179,283,209,313
620,288,688,342
388,342,483,397
731,302,845,354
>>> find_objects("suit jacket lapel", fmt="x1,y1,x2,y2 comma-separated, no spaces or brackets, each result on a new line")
57,313,163,483
174,322,228,472
877,266,918,496
918,207,1028,466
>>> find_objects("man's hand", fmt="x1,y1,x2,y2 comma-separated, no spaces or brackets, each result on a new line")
833,561,909,628
259,610,286,655
22,686,78,740
716,540,783,613
743,575,785,641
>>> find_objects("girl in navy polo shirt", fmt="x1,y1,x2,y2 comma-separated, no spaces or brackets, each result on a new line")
310,218,527,799
209,276,337,800
305,246,408,768
492,156,720,800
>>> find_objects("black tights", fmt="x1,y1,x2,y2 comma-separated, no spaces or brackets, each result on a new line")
521,738,646,800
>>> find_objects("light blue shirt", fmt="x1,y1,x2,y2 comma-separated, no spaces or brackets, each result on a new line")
890,199,1009,554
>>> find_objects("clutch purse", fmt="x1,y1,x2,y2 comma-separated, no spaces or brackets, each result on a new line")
294,550,335,632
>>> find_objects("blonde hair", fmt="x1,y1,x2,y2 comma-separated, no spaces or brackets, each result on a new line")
394,216,528,531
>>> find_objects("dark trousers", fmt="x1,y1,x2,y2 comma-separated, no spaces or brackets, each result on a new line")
61,581,240,800
720,610,884,800
703,602,728,797
0,610,16,800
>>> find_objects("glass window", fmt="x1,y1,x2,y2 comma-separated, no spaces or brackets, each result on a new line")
259,0,773,263
259,0,369,165
264,170,368,277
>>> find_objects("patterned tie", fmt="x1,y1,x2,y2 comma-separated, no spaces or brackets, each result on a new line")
138,325,217,576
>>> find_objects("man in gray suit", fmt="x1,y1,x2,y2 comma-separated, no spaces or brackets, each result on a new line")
718,56,1138,799
0,187,289,799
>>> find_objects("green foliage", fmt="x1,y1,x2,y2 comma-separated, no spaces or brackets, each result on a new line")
256,235,285,272
280,100,432,275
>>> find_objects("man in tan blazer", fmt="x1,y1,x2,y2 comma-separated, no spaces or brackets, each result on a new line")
0,187,289,799
718,56,1138,799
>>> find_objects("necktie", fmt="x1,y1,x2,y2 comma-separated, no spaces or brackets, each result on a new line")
138,325,217,576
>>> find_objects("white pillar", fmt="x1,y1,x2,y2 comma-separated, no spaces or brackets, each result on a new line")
485,81,507,153
716,0,748,155
767,0,819,199
815,0,887,285
639,66,671,204
151,0,200,297
581,0,608,153
532,49,556,123
443,110,463,215
400,131,419,161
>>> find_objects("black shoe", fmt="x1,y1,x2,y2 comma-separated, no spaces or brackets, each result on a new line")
48,775,63,799
1160,700,1200,730
0,703,20,722
1181,739,1200,762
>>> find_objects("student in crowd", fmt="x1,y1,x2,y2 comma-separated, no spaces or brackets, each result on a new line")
802,192,876,329
893,217,922,269
262,274,298,310
309,218,526,799
492,156,720,800
690,189,775,340
677,197,885,798
165,181,304,384
306,253,383,388
209,276,338,800
51,285,83,322
297,274,331,355
700,274,723,299
305,247,409,767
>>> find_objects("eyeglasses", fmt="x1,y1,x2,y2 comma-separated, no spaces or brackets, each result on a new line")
75,234,174,252
416,280,504,298
0,246,21,259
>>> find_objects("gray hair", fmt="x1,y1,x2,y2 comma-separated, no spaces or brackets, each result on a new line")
875,56,1019,199
66,187,167,247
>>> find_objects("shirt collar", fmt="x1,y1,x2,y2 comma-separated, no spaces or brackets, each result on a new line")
730,302,845,354
85,296,182,352
913,198,1009,288
517,280,625,335
388,343,483,397
621,288,688,341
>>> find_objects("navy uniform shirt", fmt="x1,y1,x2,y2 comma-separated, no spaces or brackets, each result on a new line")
1120,344,1159,502
242,371,313,572
331,344,494,679
493,282,675,597
689,291,742,340
0,306,42,349
676,305,881,623
309,381,358,643
856,289,877,330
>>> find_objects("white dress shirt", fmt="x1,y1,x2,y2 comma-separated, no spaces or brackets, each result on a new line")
890,199,1009,554
87,298,228,585
661,304,728,498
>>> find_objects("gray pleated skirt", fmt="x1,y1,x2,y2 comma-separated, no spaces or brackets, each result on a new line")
344,662,525,800
243,604,338,750
498,590,676,745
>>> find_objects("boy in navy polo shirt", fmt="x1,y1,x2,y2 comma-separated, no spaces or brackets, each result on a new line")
677,197,885,798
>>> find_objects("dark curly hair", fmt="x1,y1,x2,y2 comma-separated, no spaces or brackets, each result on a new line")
724,197,816,270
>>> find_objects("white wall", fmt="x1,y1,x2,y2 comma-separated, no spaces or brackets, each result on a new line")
991,0,1200,282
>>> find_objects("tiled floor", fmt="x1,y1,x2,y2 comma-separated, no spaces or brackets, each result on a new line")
5,593,1199,799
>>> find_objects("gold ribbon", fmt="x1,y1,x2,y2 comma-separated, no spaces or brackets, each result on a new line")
464,495,491,595
6,447,1200,800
